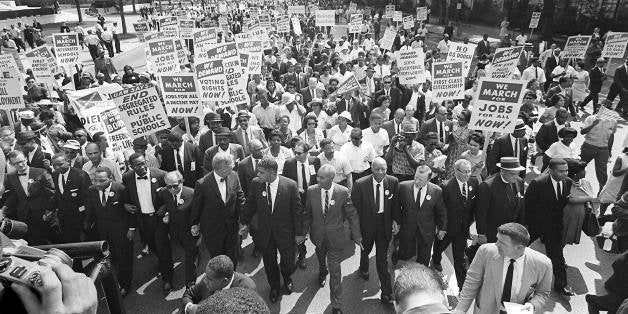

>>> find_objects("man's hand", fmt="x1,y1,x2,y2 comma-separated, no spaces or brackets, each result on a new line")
126,229,134,242
191,224,200,237
186,304,199,314
478,234,488,244
12,258,97,314
522,302,535,313
392,221,400,235
123,204,138,214
238,224,249,237
43,159,51,169
295,235,305,244
354,239,363,250
437,230,447,240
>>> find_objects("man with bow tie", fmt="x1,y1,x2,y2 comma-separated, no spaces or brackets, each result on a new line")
191,152,245,268
2,150,55,245
431,159,478,290
122,153,173,293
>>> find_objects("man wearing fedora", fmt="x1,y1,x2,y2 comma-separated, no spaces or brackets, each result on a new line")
358,65,381,100
278,93,306,134
233,110,268,156
198,112,225,158
384,122,425,183
486,119,529,178
476,156,526,244
14,110,36,133
202,127,245,174
16,131,51,172
524,158,575,296
62,140,89,169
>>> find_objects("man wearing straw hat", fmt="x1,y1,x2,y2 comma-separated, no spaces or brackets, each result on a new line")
486,119,529,179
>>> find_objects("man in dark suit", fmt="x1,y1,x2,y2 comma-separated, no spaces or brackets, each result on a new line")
303,164,361,314
237,140,264,258
545,76,575,116
418,105,452,146
381,109,405,143
198,112,225,156
181,255,256,313
582,57,606,113
544,48,561,91
158,171,199,288
191,152,245,266
486,119,528,177
300,77,327,108
83,167,134,296
536,108,570,170
524,158,574,296
352,158,399,304
241,157,304,303
62,140,89,169
373,75,403,119
476,157,525,244
607,58,628,117
122,153,173,293
476,34,491,58
2,150,55,245
161,132,201,188
203,127,245,174
397,165,447,266
431,159,478,290
359,66,382,102
51,154,91,243
282,141,321,269
232,111,268,156
16,131,51,171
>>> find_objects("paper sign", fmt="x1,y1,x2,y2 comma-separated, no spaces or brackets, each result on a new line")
133,22,150,42
446,42,477,76
196,59,227,101
470,78,527,133
174,39,190,66
193,28,218,62
488,46,524,79
561,35,592,59
259,15,271,29
529,12,541,29
99,106,132,153
393,11,402,22
159,16,179,38
432,61,466,101
179,19,195,39
288,5,306,15
109,84,169,138
331,25,348,41
330,75,360,97
52,33,80,69
221,56,249,108
349,14,363,34
403,16,414,30
316,10,336,27
602,32,628,58
379,28,396,51
385,5,395,18
160,74,203,117
416,7,428,21
277,16,290,33
397,48,426,85
147,38,180,74
292,17,302,35
0,75,25,109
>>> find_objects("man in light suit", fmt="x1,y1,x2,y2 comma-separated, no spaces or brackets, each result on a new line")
304,164,361,314
158,171,199,288
300,77,327,107
191,152,245,267
232,111,267,156
397,165,447,266
203,127,245,174
453,223,552,314
241,157,304,303
182,255,256,314
352,157,399,304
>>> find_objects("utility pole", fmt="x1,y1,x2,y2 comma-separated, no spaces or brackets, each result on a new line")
119,0,127,34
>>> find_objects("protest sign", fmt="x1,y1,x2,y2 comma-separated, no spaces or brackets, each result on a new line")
332,25,348,41
397,48,426,85
24,46,58,91
348,2,357,14
259,15,271,29
403,16,414,30
470,78,527,133
529,12,541,29
147,38,180,74
597,106,624,121
178,19,195,39
292,17,302,35
393,11,403,22
349,14,362,34
160,74,203,117
174,39,190,66
488,46,524,79
52,33,80,69
250,27,272,50
385,5,395,18
330,75,360,97
288,5,306,15
0,76,25,109
277,16,290,33
561,35,592,59
221,56,249,108
446,42,477,76
200,19,215,28
193,28,218,62
67,87,122,135
0,54,21,83
379,28,396,51
143,31,165,42
109,84,169,138
218,16,229,33
602,32,628,58
99,107,133,153
133,22,149,34
159,16,179,38
316,10,336,26
416,7,428,21
432,61,466,101
205,42,239,60
24,46,58,74
196,59,227,101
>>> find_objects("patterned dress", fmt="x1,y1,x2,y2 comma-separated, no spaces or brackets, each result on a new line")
445,125,471,179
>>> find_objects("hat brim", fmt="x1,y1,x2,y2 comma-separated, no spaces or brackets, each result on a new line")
496,163,525,171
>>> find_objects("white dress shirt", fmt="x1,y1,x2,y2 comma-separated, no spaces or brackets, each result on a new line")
267,176,279,213
99,184,111,205
373,178,385,213
213,172,227,203
362,127,390,157
136,172,155,214
58,169,70,194
339,141,376,173
413,184,427,206
550,175,563,200
18,168,29,195
509,135,520,157
502,254,526,302
457,179,467,197
320,183,335,214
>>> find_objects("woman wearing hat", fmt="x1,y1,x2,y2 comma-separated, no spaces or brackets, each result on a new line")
544,127,579,169
327,111,353,151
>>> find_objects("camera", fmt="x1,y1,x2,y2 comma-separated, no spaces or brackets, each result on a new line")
0,248,71,289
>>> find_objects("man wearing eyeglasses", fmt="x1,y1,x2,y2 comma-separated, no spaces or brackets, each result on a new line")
373,75,403,120
418,105,452,149
340,128,376,183
158,171,199,289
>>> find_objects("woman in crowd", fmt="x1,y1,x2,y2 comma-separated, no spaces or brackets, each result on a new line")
571,60,590,111
309,100,332,133
461,131,485,179
544,127,579,169
276,115,293,148
540,94,566,123
121,65,141,85
563,159,599,245
298,114,325,156
327,111,352,151
372,95,391,120
599,148,628,215
266,80,282,104
445,109,472,179
264,129,294,175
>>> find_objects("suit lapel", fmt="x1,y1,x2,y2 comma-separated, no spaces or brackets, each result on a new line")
419,184,430,211
517,252,534,301
452,179,465,205
366,177,376,213
312,186,322,219
493,252,505,305
207,174,224,206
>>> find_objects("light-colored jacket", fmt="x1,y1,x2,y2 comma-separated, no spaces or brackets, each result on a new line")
455,244,552,314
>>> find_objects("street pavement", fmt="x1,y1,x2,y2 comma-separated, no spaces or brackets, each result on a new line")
26,8,628,314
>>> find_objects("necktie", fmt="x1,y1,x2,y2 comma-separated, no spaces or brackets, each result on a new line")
61,174,66,193
17,172,27,176
439,122,445,142
556,181,562,200
501,259,515,304
243,130,249,152
514,138,519,158
324,189,329,218
396,122,400,134
375,183,381,213
416,188,421,207
311,88,315,98
175,149,183,173
253,159,258,172
462,183,467,203
137,175,148,180
301,163,308,192
101,191,107,206
266,183,272,209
